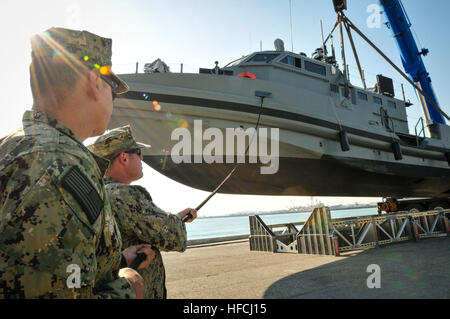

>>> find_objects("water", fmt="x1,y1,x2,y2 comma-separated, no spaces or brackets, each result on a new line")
186,207,378,240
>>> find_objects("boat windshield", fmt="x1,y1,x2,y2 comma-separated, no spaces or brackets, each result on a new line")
226,56,249,67
247,53,279,63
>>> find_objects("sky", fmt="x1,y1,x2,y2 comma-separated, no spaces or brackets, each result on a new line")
0,0,449,216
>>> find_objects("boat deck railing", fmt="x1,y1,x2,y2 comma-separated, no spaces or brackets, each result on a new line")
115,61,194,75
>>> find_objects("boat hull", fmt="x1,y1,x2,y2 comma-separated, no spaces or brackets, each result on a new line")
108,73,450,198
142,154,450,197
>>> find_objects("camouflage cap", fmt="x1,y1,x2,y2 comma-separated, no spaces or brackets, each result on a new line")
30,27,129,94
88,125,151,159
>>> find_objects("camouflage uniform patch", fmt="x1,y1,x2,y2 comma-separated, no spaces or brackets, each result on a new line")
105,176,187,299
0,110,134,299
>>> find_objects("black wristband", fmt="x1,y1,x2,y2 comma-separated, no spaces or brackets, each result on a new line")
119,253,128,268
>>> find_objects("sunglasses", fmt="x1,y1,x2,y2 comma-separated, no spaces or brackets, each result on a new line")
100,75,119,101
109,148,141,161
125,148,142,156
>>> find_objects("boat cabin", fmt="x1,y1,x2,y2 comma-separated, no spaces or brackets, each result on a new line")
201,48,412,138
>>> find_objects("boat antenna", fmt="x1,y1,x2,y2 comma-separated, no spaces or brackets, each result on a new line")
182,91,272,222
289,0,294,52
320,19,326,57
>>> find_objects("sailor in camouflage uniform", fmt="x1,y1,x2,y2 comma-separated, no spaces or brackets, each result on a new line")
88,126,197,299
0,28,155,298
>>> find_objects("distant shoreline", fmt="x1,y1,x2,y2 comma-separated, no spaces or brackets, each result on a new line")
198,204,378,219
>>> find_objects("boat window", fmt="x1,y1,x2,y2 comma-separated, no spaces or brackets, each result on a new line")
247,53,279,63
330,84,339,93
341,87,351,97
340,87,355,103
280,55,301,68
304,60,326,76
358,92,368,101
373,96,383,105
387,101,396,109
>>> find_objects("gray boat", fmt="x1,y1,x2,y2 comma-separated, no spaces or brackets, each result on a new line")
109,37,450,198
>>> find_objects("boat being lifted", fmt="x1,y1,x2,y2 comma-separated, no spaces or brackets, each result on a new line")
108,2,450,199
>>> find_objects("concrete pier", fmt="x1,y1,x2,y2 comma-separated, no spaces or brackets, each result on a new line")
162,237,449,299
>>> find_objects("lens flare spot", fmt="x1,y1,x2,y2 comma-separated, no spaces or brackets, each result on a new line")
84,56,89,61
153,100,161,111
52,51,64,64
99,65,111,75
177,119,189,128
94,63,100,69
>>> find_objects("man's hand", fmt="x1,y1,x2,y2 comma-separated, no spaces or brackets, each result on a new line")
118,268,144,299
178,208,197,223
122,244,155,270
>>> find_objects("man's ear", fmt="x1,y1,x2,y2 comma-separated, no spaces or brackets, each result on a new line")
86,69,101,101
117,152,128,166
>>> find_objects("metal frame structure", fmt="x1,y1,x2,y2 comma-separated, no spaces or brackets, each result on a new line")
249,206,450,256
379,0,445,125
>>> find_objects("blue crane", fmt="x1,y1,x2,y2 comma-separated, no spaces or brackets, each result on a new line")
379,0,446,125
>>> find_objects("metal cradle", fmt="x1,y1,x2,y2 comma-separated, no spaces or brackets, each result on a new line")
249,206,450,256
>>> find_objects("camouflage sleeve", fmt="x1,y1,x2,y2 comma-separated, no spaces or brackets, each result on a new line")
110,185,187,252
0,158,135,299
95,277,136,299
